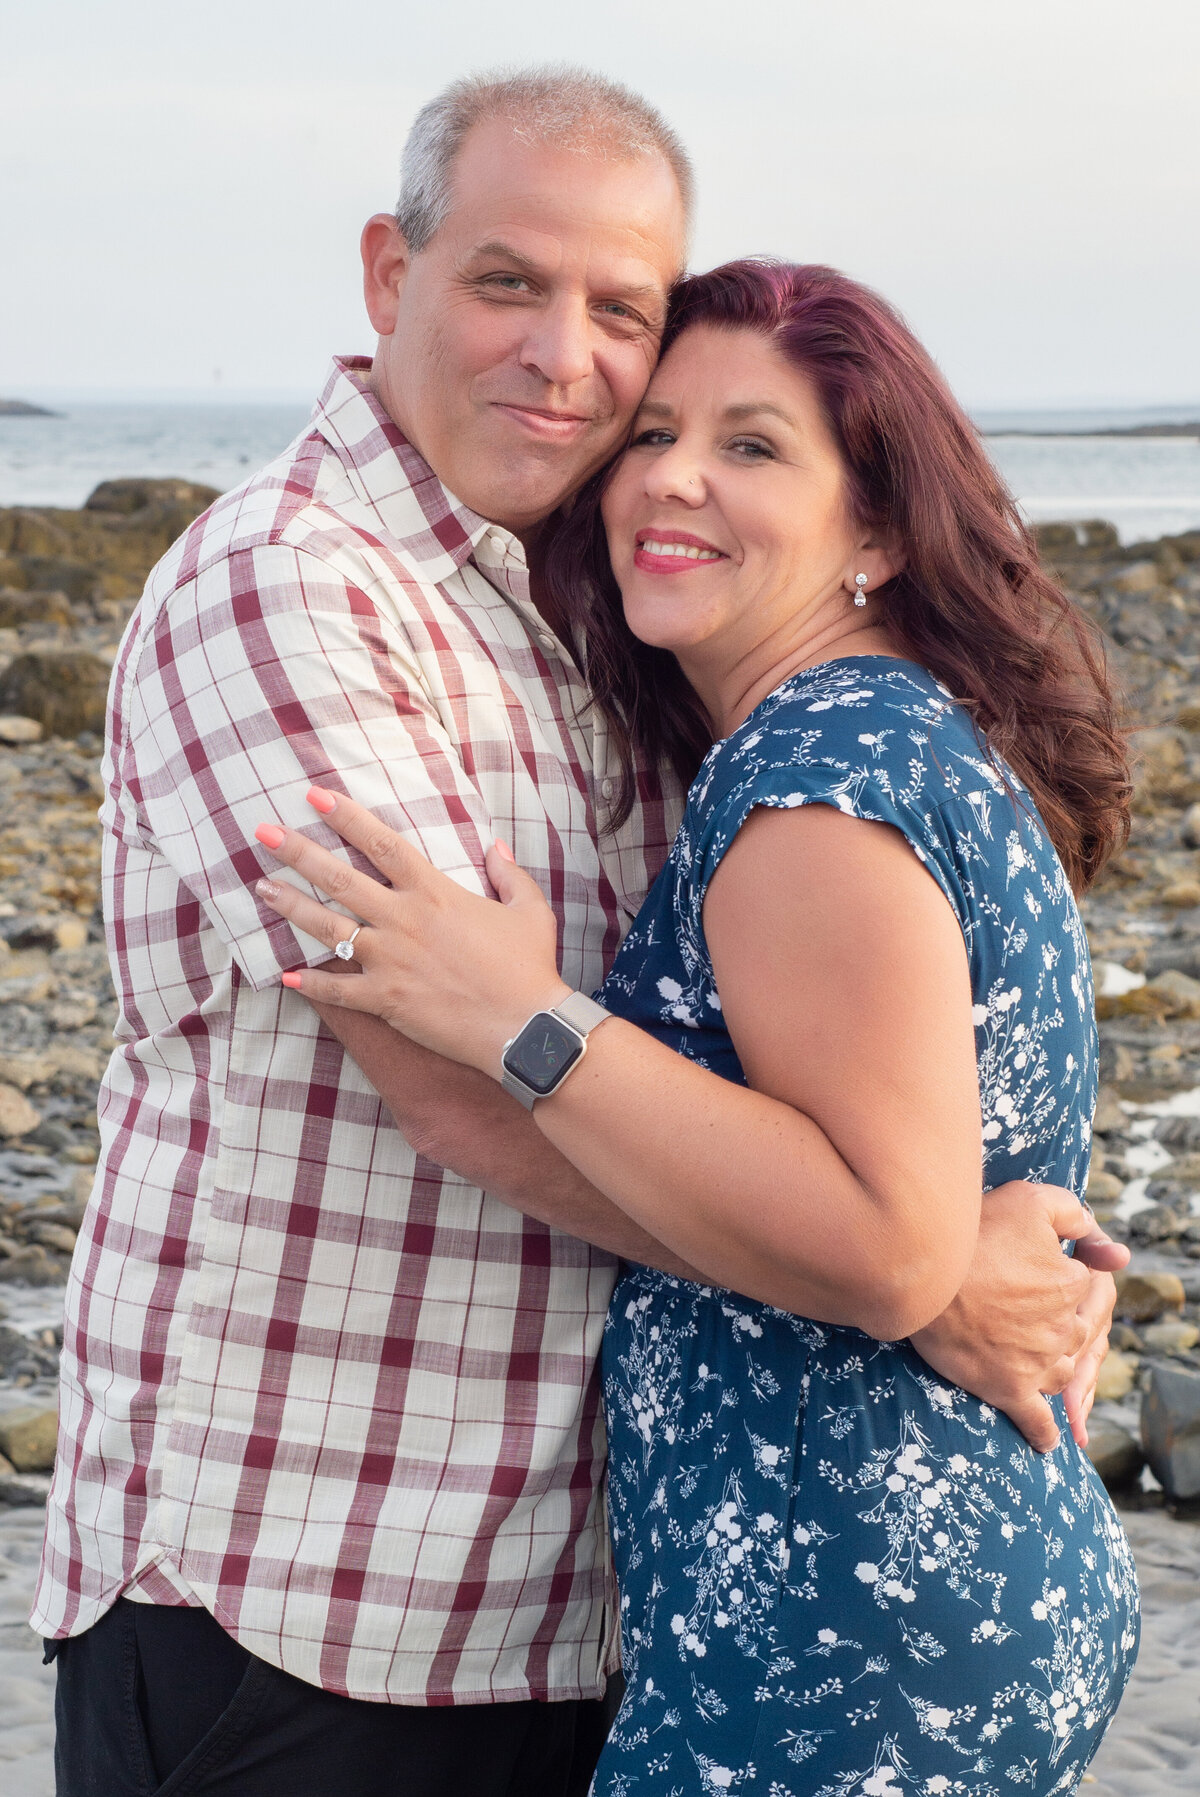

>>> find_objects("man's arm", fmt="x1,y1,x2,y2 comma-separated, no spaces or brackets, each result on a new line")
317,1000,1121,1451
316,1003,704,1275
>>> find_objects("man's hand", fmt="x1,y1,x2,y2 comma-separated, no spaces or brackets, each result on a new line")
910,1182,1128,1454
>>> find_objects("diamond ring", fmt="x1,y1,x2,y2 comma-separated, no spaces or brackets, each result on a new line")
333,925,364,962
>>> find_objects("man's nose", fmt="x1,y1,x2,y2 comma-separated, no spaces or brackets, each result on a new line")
519,298,595,389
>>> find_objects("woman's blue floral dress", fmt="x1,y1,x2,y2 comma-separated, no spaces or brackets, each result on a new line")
590,659,1138,1797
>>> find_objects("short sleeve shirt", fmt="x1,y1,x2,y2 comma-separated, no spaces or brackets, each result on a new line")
599,657,1097,1198
34,358,677,1704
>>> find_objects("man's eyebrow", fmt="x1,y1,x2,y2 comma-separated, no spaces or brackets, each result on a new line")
467,240,543,274
467,241,665,304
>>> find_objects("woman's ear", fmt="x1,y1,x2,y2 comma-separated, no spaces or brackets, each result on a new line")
843,534,905,599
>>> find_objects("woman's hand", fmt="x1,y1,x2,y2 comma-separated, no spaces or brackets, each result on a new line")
253,787,571,1077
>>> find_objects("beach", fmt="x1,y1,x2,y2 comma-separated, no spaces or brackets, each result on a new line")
1,483,1200,1790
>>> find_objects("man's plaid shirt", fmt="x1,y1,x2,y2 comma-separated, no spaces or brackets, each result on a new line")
33,359,675,1703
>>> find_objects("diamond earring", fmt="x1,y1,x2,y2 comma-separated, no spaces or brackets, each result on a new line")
853,573,869,608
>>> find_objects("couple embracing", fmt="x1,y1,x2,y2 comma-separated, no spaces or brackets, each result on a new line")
38,66,1137,1797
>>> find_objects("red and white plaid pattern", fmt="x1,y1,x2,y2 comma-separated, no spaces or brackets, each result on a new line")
33,358,675,1702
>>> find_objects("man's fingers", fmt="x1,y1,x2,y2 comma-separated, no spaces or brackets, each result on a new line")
1001,1393,1061,1455
1072,1231,1131,1273
1037,1186,1097,1241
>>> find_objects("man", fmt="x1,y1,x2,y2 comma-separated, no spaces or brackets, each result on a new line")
37,67,1122,1797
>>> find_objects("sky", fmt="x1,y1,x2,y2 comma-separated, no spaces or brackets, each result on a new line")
3,0,1198,408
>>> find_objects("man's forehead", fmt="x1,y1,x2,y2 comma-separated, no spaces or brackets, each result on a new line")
443,117,686,282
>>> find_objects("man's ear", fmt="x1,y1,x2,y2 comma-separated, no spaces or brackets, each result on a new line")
361,214,411,336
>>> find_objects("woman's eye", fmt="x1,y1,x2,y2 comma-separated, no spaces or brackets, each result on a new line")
729,437,775,460
629,427,676,449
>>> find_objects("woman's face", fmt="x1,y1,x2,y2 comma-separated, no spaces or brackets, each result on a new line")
601,323,865,672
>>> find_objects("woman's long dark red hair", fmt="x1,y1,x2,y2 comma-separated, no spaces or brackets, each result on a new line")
542,259,1129,891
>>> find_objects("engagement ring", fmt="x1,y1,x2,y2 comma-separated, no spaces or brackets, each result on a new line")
334,926,363,961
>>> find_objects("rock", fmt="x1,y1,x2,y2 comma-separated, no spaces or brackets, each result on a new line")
84,477,220,516
1114,1269,1186,1323
1141,1360,1200,1500
51,915,89,953
1112,1322,1145,1352
1114,560,1162,594
1121,967,1200,1019
1094,1348,1138,1401
1130,1201,1185,1243
1091,1087,1127,1135
0,1082,40,1138
1161,880,1200,909
0,586,76,628
0,1405,58,1472
0,713,43,744
1085,1169,1124,1204
0,649,111,737
0,1050,57,1090
0,1244,68,1285
1143,1318,1200,1354
27,1221,77,1255
1182,802,1200,849
1084,1418,1145,1490
0,1469,52,1506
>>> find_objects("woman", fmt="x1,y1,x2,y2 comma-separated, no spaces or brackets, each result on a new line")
253,262,1138,1794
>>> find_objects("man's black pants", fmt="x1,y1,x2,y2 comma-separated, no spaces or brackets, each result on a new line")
48,1600,620,1796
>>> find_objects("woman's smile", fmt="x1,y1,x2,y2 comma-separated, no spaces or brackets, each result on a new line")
632,527,729,573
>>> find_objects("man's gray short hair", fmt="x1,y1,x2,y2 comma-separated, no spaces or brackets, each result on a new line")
396,65,693,255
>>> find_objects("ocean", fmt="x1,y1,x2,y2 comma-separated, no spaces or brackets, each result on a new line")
2,400,1199,547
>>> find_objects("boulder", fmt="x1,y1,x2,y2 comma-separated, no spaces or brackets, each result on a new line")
1182,802,1200,849
0,586,75,628
0,1082,40,1139
0,649,111,737
84,476,219,516
1142,1318,1200,1355
1113,1269,1185,1323
1084,1418,1144,1490
1141,1360,1200,1500
0,714,42,744
0,1406,58,1473
1094,1348,1137,1402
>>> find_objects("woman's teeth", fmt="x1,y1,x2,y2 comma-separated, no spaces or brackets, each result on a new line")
640,540,722,560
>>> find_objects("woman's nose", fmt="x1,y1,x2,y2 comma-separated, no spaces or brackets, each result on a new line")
644,448,706,506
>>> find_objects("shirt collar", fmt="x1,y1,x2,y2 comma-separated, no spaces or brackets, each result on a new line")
309,356,528,586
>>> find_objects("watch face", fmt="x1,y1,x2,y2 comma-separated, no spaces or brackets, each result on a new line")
503,1014,584,1096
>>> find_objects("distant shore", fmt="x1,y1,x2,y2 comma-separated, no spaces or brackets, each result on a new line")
986,420,1200,439
0,400,57,419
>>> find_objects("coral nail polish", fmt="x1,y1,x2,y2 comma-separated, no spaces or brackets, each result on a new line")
281,972,303,989
307,787,337,814
256,824,286,850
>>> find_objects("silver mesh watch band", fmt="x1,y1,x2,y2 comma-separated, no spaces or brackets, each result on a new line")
551,991,610,1035
500,992,610,1110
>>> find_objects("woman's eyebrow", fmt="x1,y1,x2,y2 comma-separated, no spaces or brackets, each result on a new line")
723,401,797,427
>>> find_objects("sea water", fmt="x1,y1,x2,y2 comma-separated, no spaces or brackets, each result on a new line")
2,400,1199,547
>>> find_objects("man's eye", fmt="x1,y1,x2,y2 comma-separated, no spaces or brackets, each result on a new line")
597,301,636,321
486,274,532,293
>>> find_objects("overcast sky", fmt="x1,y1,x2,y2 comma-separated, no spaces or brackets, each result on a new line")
4,0,1197,407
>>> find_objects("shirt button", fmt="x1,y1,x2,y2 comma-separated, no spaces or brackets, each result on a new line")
600,777,615,801
537,631,556,652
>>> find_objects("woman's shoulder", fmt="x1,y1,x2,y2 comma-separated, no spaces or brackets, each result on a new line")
690,657,986,816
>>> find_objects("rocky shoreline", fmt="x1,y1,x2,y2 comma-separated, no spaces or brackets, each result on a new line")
1,483,1200,1787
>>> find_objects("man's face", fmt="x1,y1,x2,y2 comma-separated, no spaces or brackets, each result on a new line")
363,116,687,537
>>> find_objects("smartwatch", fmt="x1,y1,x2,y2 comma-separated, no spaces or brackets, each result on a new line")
500,991,610,1110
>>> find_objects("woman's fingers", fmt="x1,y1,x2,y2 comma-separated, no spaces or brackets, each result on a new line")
304,788,431,891
254,820,399,924
255,875,376,959
280,965,379,1008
